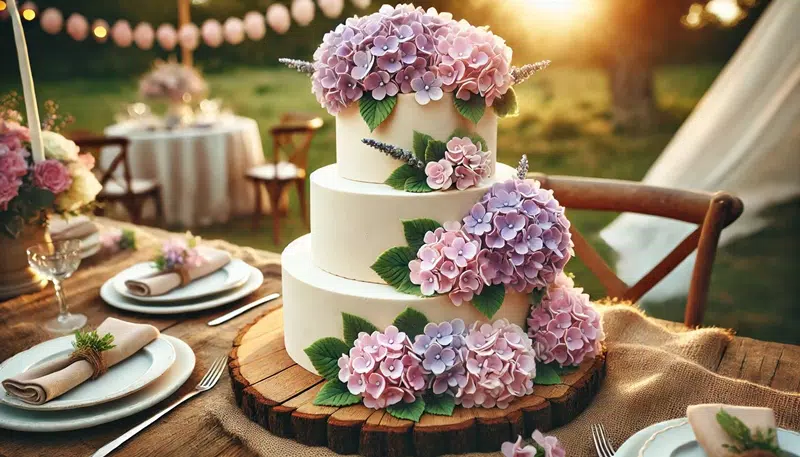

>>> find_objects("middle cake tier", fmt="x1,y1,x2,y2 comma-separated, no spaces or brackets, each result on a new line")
311,163,517,284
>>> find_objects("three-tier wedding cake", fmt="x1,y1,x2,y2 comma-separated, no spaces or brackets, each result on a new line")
279,4,603,421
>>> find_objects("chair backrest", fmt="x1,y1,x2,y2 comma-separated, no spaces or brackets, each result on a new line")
530,173,744,327
269,113,324,170
73,136,133,196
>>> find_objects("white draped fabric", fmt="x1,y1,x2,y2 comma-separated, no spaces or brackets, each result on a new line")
600,0,800,302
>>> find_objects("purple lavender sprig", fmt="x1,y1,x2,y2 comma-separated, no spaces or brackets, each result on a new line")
278,58,314,75
517,155,529,179
362,138,425,169
510,60,551,85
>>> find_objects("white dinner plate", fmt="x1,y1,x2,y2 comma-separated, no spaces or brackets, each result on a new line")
112,259,252,303
0,335,194,432
616,418,800,457
0,334,176,411
101,265,263,314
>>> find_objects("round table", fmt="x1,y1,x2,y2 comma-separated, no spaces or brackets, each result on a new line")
103,116,265,227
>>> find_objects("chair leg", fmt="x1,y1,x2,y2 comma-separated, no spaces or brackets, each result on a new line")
153,189,165,226
295,178,308,228
124,198,143,225
265,181,285,246
252,180,263,231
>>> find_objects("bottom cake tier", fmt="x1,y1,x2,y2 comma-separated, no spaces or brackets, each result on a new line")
282,234,532,373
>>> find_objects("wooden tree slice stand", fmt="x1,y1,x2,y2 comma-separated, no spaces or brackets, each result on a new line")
229,307,606,457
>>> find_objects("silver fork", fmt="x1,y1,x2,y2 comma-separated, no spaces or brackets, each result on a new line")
92,356,227,457
591,424,616,457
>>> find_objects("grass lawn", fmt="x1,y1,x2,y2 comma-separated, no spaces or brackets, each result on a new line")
3,65,797,344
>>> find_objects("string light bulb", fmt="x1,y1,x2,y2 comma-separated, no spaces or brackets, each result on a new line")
21,1,37,20
0,1,8,12
92,19,109,42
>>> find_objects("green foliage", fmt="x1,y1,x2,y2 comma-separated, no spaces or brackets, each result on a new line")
403,172,434,193
454,95,486,125
371,246,422,296
471,284,505,319
385,165,423,191
360,93,398,132
533,364,562,386
304,337,350,382
424,139,447,163
402,218,442,252
531,287,547,306
73,330,116,353
119,229,137,250
493,88,519,118
392,308,430,337
412,131,434,161
313,381,362,407
717,409,783,454
342,313,379,345
386,397,426,422
423,394,455,416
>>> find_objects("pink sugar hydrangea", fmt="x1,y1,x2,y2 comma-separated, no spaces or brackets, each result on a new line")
527,275,604,367
412,319,468,395
455,319,536,409
337,325,427,409
501,430,566,457
310,4,512,114
33,159,72,195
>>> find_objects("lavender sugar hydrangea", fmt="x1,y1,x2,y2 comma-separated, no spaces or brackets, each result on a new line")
311,4,513,114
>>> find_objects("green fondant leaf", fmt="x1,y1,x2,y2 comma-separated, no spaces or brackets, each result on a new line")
304,337,350,382
412,130,434,161
342,313,379,345
424,394,455,416
471,283,505,319
360,93,398,132
392,308,430,337
371,246,422,296
448,127,487,150
386,165,423,191
531,287,547,306
313,381,362,406
534,363,562,386
387,396,426,422
454,95,486,125
424,139,447,163
492,87,519,118
402,218,442,252
404,173,434,193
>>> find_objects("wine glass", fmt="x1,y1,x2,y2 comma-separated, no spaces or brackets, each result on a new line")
27,240,87,333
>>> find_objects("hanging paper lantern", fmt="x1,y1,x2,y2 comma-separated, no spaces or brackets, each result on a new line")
351,0,371,8
266,3,290,35
243,11,266,41
291,0,315,26
66,13,89,41
223,17,245,45
318,0,344,18
201,19,224,48
156,23,177,50
20,2,37,21
178,23,200,51
133,23,155,50
40,8,63,34
111,20,133,47
92,19,109,43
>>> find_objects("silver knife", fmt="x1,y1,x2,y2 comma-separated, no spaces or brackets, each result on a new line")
207,293,280,326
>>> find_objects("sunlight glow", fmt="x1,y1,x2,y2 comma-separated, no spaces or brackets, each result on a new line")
514,0,595,31
706,0,743,25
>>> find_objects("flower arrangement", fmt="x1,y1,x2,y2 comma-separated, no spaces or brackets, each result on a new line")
0,94,101,238
139,60,208,103
281,4,551,131
100,228,137,254
363,128,492,193
307,307,568,422
501,430,566,457
153,232,204,272
373,156,572,319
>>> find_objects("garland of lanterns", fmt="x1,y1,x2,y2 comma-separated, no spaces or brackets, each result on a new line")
0,0,371,49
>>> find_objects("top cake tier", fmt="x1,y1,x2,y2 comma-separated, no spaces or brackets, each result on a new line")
336,92,497,183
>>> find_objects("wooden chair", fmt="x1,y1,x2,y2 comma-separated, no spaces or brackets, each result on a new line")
74,136,163,225
530,173,744,328
247,113,324,245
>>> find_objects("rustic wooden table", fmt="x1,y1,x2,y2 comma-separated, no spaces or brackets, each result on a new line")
0,219,798,457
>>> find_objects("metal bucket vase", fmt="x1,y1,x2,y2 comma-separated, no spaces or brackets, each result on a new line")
0,224,50,300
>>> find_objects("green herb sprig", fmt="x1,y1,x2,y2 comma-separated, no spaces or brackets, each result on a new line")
72,330,116,353
717,409,783,455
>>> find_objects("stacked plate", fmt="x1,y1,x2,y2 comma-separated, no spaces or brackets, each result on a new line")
617,418,800,456
0,333,195,431
100,259,264,314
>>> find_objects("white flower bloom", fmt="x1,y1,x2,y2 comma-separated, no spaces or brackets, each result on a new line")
56,163,101,213
42,131,80,162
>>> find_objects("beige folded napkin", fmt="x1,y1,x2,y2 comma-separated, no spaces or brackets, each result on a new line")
687,404,779,457
2,318,160,405
125,247,231,297
49,216,99,242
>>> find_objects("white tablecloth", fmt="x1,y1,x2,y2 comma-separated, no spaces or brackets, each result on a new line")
103,116,265,227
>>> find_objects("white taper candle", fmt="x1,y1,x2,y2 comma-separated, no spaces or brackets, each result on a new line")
7,0,45,163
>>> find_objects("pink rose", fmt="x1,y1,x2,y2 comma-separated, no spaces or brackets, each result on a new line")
33,159,73,194
425,159,453,190
0,173,21,210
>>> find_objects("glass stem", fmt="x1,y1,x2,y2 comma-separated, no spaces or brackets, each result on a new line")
52,279,70,321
